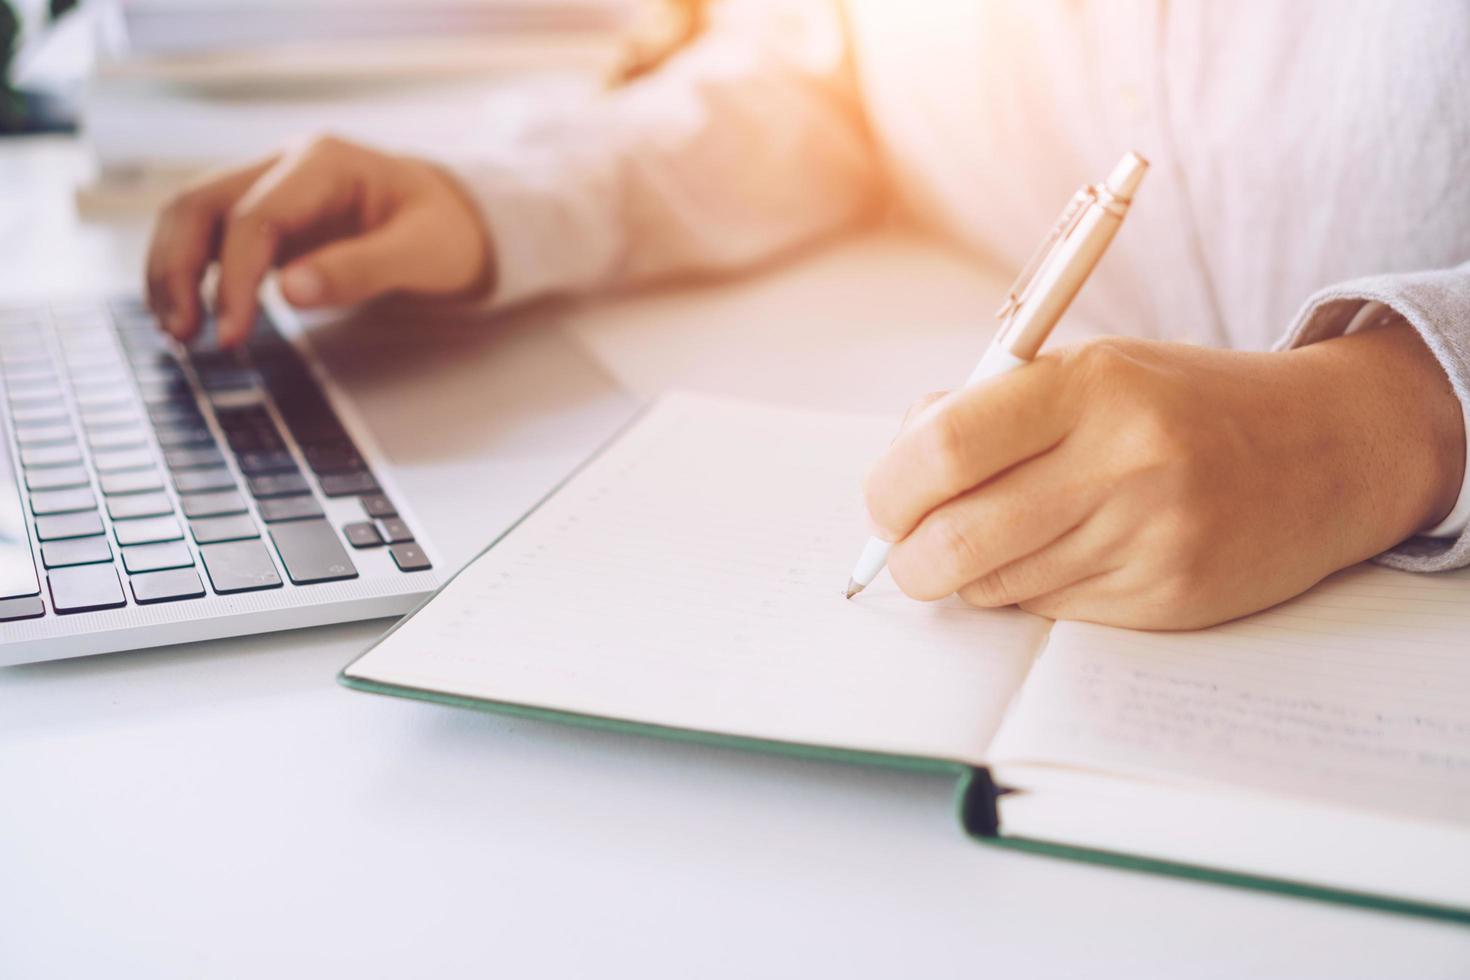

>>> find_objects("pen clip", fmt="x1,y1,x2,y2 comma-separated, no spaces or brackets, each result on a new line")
994,185,1096,323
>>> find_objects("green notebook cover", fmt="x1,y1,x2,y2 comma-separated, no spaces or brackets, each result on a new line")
338,403,1470,927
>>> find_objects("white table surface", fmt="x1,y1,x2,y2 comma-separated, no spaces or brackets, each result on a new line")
2,137,1467,979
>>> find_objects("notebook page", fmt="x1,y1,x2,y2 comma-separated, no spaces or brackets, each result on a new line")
346,392,1049,765
988,563,1470,824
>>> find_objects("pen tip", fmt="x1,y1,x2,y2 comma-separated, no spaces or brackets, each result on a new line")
844,579,864,600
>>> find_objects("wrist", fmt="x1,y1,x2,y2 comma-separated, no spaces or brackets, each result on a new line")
1292,319,1465,548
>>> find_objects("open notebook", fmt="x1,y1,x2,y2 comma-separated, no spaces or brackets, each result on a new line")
341,392,1470,921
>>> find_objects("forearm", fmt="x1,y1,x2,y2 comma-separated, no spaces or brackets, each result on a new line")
1286,319,1464,567
463,0,883,309
1276,260,1470,571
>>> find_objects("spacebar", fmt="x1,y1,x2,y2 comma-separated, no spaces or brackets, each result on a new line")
0,438,40,599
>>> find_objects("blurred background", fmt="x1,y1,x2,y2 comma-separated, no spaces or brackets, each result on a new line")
0,0,706,211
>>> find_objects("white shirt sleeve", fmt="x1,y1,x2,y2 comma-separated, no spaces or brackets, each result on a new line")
454,0,884,310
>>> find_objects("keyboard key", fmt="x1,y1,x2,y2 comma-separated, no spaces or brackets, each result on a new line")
164,445,225,471
304,441,363,475
87,427,148,452
138,379,194,406
236,449,297,475
268,519,357,584
209,389,269,414
191,513,259,545
49,564,126,613
273,399,347,446
93,447,157,473
113,515,183,547
34,511,104,541
0,346,46,365
11,404,68,426
64,356,124,378
80,406,141,431
14,422,74,447
107,492,174,520
0,596,45,621
121,540,194,574
20,442,82,468
53,308,108,329
42,536,113,568
213,404,270,427
30,487,97,516
224,426,285,453
132,364,185,387
5,367,56,387
248,471,309,498
0,441,40,598
200,539,282,593
8,383,64,406
101,468,165,496
257,495,324,523
319,471,379,497
153,423,214,448
359,494,397,519
198,367,260,391
25,464,88,491
0,345,46,362
190,349,246,374
72,391,131,412
376,517,413,544
173,467,236,494
147,403,202,426
389,542,432,572
130,567,206,604
343,521,382,548
180,489,247,519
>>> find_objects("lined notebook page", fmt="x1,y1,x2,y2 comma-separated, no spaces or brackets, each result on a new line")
347,392,1049,765
989,563,1470,824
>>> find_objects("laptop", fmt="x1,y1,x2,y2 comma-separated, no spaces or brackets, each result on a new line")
0,296,441,666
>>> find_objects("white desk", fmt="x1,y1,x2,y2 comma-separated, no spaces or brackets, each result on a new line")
2,138,1467,979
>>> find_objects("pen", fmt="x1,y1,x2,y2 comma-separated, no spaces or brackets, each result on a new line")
844,150,1149,599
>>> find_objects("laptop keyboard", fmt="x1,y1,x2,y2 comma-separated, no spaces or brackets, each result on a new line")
0,298,431,622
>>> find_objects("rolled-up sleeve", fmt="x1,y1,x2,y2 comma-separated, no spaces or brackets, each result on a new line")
452,0,883,311
1275,261,1470,571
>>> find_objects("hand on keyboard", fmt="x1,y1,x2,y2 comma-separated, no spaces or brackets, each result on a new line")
145,136,493,347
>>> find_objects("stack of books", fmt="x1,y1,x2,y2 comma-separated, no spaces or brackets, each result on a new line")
78,0,633,212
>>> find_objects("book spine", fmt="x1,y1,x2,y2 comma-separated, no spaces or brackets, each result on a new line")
955,766,1010,838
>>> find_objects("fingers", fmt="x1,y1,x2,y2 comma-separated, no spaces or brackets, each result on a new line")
277,203,470,309
887,442,1104,600
864,358,1074,539
953,516,1118,609
1009,569,1124,623
146,157,275,341
214,143,361,345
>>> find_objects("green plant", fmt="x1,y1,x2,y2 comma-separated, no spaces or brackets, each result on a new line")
0,1,20,130
1,0,79,132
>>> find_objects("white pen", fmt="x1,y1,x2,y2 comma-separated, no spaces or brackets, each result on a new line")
844,150,1149,599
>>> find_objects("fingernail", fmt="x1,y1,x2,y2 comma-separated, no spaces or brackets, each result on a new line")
213,312,236,347
281,265,323,305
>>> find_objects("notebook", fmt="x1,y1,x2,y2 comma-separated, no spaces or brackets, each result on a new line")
340,392,1470,922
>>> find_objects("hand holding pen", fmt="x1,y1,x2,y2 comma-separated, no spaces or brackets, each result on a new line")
846,152,1149,598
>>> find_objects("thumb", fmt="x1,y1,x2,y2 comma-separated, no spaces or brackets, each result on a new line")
278,207,473,308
